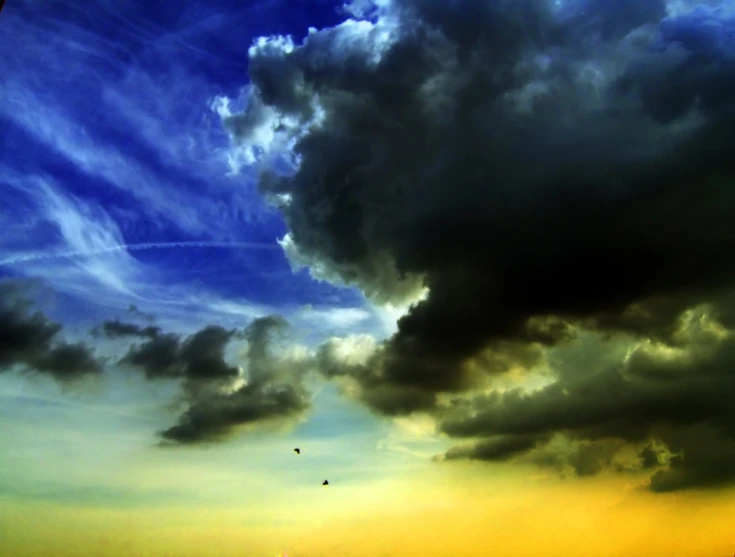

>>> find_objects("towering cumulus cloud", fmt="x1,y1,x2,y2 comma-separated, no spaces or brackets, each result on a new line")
221,0,735,491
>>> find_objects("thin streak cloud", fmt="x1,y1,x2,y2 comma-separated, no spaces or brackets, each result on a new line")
0,241,280,267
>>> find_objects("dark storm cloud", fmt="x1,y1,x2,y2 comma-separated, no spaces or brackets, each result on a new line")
100,319,161,339
527,438,642,478
159,379,310,444
639,443,661,470
158,316,311,444
0,281,102,381
437,303,735,491
119,324,240,381
225,0,735,413
442,433,551,462
648,426,735,493
31,342,103,379
220,0,735,488
115,315,310,444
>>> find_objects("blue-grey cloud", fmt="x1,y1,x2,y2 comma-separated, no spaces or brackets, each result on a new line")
0,281,103,382
114,315,312,444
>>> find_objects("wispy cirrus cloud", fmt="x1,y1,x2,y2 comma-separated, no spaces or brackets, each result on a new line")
0,170,278,320
0,0,380,341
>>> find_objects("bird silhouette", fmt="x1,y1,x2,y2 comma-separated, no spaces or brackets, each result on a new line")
322,480,329,485
294,448,300,454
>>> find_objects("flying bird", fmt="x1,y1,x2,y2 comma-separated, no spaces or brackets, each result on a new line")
294,448,300,454
322,480,329,485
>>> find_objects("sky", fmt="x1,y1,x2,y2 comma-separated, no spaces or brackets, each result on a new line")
2,0,735,555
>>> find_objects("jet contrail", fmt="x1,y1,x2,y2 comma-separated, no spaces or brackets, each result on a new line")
0,241,281,266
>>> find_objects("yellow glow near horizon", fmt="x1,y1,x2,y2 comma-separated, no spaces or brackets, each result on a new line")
3,327,735,557
3,468,735,557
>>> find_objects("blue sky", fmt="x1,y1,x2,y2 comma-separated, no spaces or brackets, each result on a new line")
0,0,390,340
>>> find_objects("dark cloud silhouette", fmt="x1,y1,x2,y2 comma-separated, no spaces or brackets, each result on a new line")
638,443,661,470
0,278,311,445
160,378,310,444
0,281,102,381
116,315,311,444
442,433,551,463
100,319,161,339
119,324,239,381
437,300,735,492
158,316,311,444
647,426,735,493
31,342,104,380
220,0,735,490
